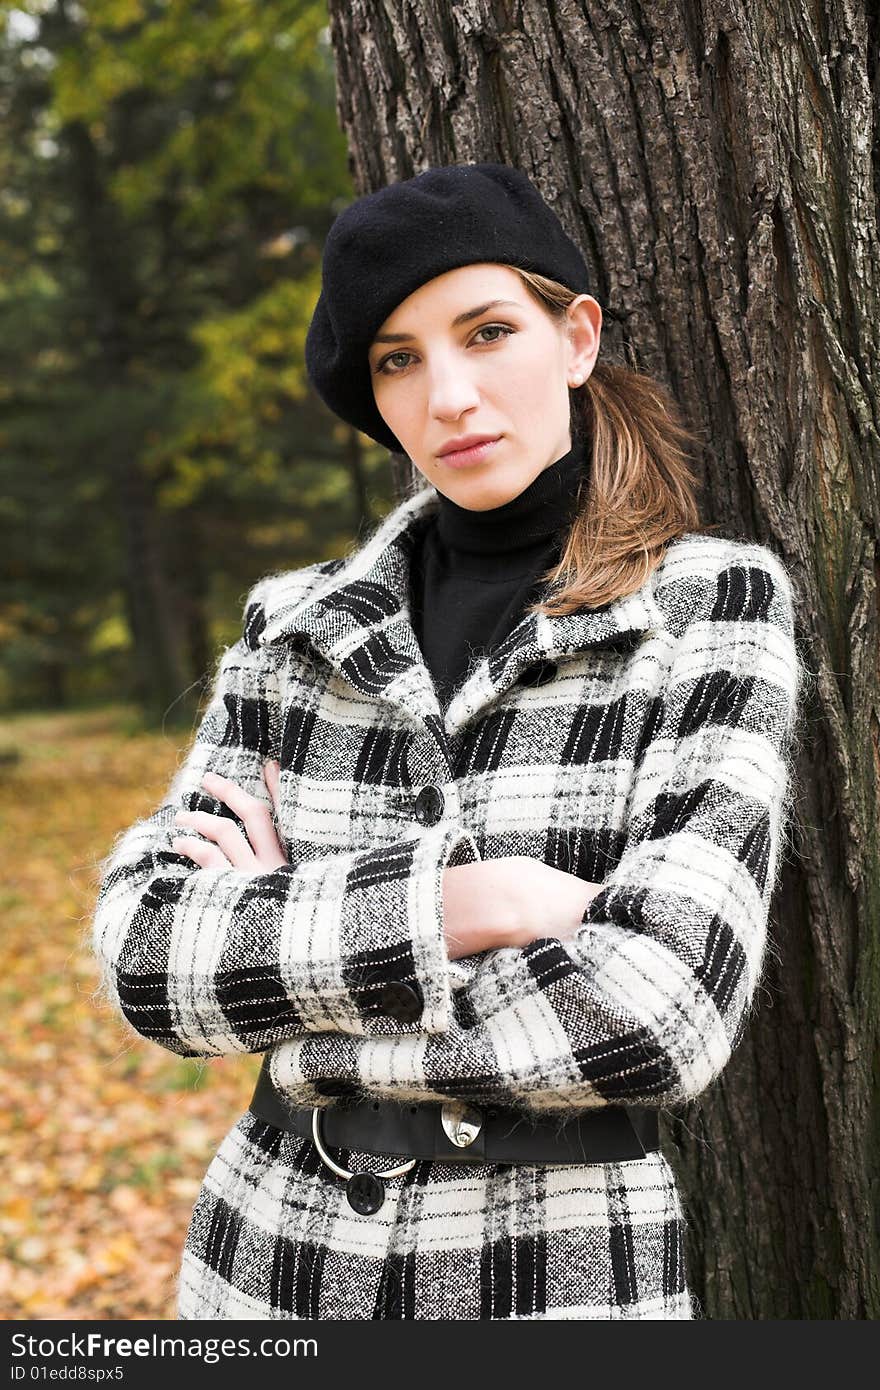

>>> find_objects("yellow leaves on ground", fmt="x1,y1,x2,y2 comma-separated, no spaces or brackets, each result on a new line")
0,706,262,1320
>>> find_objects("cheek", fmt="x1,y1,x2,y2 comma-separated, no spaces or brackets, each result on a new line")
491,357,561,419
372,381,412,434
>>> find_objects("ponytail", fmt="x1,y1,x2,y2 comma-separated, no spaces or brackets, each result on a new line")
512,268,705,615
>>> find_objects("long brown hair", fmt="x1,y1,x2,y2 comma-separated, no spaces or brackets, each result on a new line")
421,266,706,615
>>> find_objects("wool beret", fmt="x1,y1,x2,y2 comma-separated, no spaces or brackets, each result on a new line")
304,162,590,453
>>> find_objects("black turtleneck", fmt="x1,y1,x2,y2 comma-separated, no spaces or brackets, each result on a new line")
409,433,589,709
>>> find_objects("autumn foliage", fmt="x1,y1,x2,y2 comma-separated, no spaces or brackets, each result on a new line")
0,707,262,1320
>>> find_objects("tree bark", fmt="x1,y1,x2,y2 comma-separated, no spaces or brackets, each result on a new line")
325,0,880,1319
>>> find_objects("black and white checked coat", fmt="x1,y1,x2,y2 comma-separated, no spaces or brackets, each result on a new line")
92,483,800,1320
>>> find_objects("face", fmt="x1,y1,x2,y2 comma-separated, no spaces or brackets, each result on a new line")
368,263,602,510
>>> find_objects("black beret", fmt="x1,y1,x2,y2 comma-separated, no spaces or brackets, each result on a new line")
305,162,590,453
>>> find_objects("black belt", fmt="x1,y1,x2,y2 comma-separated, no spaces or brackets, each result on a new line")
249,1053,659,1212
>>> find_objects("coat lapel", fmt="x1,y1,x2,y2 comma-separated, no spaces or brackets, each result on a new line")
259,487,443,728
257,485,667,741
444,579,665,735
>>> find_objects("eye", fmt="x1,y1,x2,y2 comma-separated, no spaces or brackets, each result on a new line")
375,323,515,376
474,324,514,345
376,350,414,375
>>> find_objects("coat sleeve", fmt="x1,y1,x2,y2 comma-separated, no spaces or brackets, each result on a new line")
90,587,480,1058
270,548,801,1114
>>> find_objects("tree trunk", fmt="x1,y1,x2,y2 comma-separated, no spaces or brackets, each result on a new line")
325,0,880,1319
165,505,213,703
112,457,194,724
58,106,196,726
41,656,68,710
344,424,373,535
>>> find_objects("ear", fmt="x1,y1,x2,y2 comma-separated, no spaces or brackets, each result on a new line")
565,295,602,388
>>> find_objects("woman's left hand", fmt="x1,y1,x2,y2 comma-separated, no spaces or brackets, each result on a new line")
170,760,289,871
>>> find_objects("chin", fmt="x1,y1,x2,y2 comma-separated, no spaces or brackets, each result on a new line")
451,482,516,511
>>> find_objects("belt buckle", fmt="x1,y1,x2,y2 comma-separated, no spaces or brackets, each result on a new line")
440,1101,483,1149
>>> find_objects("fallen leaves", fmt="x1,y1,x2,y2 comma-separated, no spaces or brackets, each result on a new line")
0,706,262,1320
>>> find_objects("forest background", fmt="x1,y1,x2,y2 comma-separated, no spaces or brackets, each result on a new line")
0,0,372,1320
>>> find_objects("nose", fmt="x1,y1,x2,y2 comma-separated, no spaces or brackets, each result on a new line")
426,354,481,420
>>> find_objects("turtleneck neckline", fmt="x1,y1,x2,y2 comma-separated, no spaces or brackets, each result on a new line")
433,433,588,560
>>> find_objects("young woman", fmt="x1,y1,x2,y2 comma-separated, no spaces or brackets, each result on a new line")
92,163,800,1320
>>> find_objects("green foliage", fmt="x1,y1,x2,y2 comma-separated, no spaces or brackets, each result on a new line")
149,270,321,505
0,0,377,719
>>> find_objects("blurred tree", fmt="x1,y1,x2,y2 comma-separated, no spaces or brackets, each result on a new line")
0,0,381,721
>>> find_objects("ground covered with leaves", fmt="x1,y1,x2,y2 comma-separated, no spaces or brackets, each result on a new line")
0,707,262,1320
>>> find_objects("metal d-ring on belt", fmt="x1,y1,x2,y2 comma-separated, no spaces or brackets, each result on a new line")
310,1107,417,1215
248,1054,661,1215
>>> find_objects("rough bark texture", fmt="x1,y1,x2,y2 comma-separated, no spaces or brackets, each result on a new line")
325,0,880,1319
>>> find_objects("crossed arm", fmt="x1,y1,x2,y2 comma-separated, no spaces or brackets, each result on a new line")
171,765,602,960
93,550,799,1113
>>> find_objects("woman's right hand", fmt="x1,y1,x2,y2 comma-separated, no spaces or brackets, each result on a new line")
442,856,603,960
171,761,288,872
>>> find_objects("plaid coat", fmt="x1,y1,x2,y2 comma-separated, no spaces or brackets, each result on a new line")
92,483,800,1320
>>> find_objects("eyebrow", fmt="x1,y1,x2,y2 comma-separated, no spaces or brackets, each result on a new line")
370,299,523,346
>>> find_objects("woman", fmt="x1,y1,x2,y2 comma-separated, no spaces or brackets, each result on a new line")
91,164,800,1320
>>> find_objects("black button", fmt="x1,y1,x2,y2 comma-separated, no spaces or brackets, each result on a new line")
314,1079,357,1099
414,785,444,825
378,981,423,1023
519,659,558,687
346,1172,385,1215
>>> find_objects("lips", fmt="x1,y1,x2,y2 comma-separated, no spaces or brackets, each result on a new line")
437,434,500,458
437,437,502,468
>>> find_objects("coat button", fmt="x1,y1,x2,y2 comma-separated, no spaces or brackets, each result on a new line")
378,981,423,1023
346,1172,385,1215
519,659,558,687
414,785,444,825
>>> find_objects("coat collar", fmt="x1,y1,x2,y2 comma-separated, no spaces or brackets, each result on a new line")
257,485,666,739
